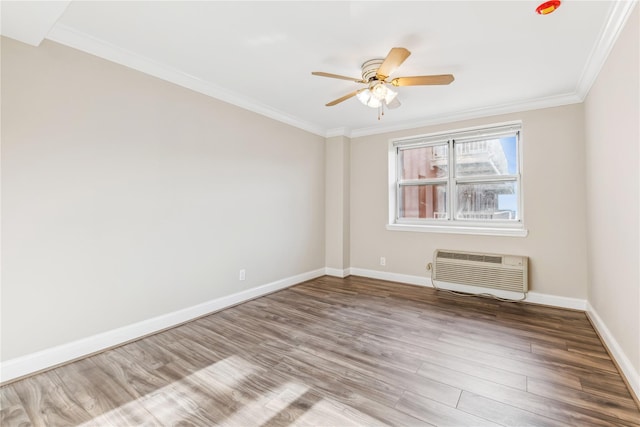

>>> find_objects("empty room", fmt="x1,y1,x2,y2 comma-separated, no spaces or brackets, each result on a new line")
1,1,639,426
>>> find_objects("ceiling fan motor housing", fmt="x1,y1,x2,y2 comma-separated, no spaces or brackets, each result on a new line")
361,58,385,81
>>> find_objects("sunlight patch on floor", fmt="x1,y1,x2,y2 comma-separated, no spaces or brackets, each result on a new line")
289,396,387,427
222,382,309,426
78,355,260,425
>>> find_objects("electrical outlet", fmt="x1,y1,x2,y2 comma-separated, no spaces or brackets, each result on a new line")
239,269,246,281
380,257,386,266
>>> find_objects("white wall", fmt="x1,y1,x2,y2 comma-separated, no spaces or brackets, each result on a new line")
584,4,639,391
1,37,325,361
350,104,588,299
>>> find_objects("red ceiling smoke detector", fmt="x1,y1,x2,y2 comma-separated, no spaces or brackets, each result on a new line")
536,0,561,15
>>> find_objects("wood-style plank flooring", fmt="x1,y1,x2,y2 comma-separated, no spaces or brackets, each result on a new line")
2,276,639,426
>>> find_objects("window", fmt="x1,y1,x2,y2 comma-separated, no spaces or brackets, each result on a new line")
388,122,526,236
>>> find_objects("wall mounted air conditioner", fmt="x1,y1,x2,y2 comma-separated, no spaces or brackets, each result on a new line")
433,249,528,295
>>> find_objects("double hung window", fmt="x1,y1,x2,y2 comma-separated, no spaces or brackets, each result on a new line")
388,122,525,236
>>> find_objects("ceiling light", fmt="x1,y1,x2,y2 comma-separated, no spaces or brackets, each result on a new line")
357,89,382,108
536,0,561,15
358,82,397,109
384,87,398,104
371,82,387,100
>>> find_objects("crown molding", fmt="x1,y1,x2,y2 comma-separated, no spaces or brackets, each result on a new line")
575,0,638,99
46,24,327,138
348,92,583,138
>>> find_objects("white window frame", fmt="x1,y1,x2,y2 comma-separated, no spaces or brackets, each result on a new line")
387,121,528,237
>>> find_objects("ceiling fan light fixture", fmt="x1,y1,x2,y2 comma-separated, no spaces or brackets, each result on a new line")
357,89,382,108
384,87,398,104
385,96,401,110
371,82,387,99
358,82,397,108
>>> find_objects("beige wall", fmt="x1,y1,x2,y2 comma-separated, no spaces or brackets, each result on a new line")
584,5,639,378
324,135,350,272
350,104,588,298
1,38,325,361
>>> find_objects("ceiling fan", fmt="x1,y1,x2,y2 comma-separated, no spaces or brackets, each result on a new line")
312,47,454,117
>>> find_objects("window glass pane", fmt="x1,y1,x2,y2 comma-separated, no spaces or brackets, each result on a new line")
399,184,448,219
400,144,448,180
456,181,518,220
455,136,517,177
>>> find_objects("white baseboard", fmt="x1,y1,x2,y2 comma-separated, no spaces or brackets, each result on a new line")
325,267,350,278
524,291,587,310
349,268,429,287
586,302,640,403
0,268,325,384
348,268,587,310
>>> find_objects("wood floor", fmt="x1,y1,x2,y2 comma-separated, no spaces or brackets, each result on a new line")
1,276,639,426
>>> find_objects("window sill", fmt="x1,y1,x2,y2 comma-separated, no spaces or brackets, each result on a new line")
386,223,529,237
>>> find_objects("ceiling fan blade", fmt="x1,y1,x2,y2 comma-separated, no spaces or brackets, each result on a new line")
390,74,455,86
325,89,364,106
312,71,366,83
376,47,411,79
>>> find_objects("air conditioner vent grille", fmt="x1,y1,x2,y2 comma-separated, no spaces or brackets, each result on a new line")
433,250,528,293
437,251,502,264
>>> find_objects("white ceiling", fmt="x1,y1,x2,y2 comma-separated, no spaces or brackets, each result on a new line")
1,1,636,137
